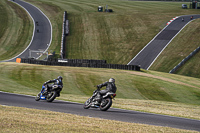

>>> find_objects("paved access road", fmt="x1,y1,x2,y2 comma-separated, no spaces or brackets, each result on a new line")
6,0,52,62
128,15,200,70
1,91,200,132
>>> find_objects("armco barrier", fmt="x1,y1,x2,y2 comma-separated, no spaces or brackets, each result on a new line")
20,58,140,71
169,46,200,73
60,11,68,59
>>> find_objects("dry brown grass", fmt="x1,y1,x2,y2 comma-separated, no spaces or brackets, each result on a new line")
0,105,198,133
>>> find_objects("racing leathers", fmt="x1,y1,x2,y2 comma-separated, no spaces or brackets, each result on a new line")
95,81,117,105
43,78,63,96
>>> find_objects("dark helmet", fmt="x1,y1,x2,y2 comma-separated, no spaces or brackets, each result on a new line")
109,78,115,83
57,76,63,80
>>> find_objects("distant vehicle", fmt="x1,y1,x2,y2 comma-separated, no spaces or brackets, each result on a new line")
182,4,187,9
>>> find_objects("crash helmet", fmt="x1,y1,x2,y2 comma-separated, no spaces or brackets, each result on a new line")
57,76,63,80
109,78,115,83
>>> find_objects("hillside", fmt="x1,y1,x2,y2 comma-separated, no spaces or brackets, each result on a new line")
0,0,32,61
1,0,200,78
1,62,199,103
0,62,200,120
150,19,200,78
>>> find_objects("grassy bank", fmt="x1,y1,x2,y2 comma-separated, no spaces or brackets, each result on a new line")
1,0,199,77
0,0,32,61
0,0,8,39
24,0,200,65
150,19,200,78
0,62,200,120
1,105,198,133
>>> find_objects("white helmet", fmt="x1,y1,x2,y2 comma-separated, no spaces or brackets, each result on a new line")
109,78,115,83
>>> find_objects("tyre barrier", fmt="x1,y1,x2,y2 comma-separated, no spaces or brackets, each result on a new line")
57,58,107,64
20,58,140,71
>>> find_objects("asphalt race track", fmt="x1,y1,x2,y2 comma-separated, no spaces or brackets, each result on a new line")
128,15,200,70
5,0,52,62
0,91,200,132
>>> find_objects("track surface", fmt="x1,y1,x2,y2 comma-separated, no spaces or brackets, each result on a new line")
5,0,52,62
128,15,200,70
1,91,200,132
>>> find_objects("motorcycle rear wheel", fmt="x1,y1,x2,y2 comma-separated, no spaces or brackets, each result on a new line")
46,90,57,102
83,98,92,109
35,93,41,101
100,98,112,111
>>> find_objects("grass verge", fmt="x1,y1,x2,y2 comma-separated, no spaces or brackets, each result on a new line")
0,105,198,133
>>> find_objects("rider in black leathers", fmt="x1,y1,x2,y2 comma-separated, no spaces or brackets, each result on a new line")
43,76,63,96
95,78,117,105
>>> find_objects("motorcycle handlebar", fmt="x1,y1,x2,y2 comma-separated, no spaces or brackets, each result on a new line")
93,85,100,90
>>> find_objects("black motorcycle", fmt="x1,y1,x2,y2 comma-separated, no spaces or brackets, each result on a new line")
35,84,62,102
83,88,116,111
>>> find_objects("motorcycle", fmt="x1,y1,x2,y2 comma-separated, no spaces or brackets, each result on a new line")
35,84,62,102
83,88,116,111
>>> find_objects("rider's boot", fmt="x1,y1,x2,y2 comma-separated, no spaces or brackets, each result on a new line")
42,87,49,95
56,92,60,97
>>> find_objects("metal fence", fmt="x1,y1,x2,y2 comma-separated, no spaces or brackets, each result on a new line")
169,46,200,73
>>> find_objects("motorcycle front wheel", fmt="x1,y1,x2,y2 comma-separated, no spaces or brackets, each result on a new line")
46,90,57,102
35,93,41,101
83,98,92,109
100,98,112,111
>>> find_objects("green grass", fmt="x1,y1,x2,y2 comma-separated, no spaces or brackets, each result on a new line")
1,62,200,104
1,0,200,77
24,0,200,64
150,19,200,78
24,0,200,78
0,1,8,39
175,51,200,78
0,62,200,120
0,0,33,61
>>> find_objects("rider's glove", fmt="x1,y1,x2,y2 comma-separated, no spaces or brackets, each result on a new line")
96,85,100,91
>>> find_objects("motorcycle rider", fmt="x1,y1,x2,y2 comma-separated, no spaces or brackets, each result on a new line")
94,78,117,106
42,76,63,97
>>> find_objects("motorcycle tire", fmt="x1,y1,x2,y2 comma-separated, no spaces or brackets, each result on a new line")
100,98,112,111
46,90,57,102
35,93,41,101
83,98,92,109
